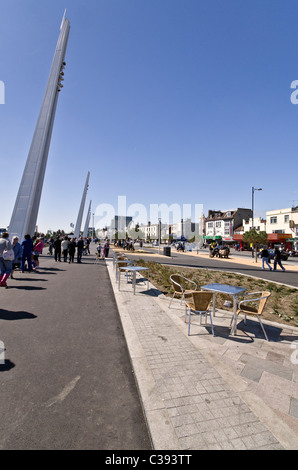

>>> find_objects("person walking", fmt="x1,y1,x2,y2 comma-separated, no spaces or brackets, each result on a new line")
260,247,272,271
61,236,69,262
68,238,76,263
273,247,285,272
21,234,34,273
48,236,54,255
53,236,62,262
84,237,90,255
101,242,105,259
11,236,22,278
103,239,110,258
77,236,84,263
0,232,13,287
96,241,102,259
33,237,45,270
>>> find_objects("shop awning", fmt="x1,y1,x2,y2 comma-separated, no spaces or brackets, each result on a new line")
267,233,292,241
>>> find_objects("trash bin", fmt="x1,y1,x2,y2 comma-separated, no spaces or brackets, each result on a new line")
163,246,171,257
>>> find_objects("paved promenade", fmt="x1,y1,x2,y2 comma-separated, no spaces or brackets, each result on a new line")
0,247,298,450
107,249,298,450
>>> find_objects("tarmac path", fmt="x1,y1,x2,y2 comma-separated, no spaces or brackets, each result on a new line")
0,254,152,450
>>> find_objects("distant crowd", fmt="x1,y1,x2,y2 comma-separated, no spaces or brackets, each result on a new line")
0,232,110,288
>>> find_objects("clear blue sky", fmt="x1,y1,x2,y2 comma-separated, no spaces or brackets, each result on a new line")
1,0,298,233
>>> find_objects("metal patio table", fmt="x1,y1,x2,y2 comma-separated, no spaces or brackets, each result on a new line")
114,259,135,281
119,266,149,295
201,283,247,335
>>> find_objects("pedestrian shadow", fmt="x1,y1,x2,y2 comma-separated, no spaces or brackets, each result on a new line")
0,309,37,320
37,267,66,273
12,285,46,291
0,360,15,372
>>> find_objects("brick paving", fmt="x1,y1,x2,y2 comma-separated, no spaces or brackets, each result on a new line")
107,256,298,450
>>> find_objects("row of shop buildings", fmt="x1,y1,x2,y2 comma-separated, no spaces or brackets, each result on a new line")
98,206,298,252
203,206,298,251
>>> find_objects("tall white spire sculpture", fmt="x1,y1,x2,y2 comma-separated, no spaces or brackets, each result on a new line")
8,13,70,241
74,172,90,239
83,200,92,238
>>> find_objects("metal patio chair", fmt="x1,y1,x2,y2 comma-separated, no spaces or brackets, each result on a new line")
168,274,197,308
185,291,214,336
236,291,271,341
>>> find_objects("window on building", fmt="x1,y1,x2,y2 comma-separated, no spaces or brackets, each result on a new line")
207,222,213,228
216,221,221,227
270,217,277,224
284,215,289,223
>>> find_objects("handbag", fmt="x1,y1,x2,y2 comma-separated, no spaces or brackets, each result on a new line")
2,249,14,261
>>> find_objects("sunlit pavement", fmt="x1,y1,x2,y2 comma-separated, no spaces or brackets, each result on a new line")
108,250,298,450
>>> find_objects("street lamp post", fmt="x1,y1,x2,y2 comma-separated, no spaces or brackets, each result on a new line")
252,187,262,229
251,186,262,257
158,218,161,255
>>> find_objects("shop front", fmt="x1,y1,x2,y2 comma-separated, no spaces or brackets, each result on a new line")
233,234,245,250
203,235,222,246
267,233,292,250
233,233,292,251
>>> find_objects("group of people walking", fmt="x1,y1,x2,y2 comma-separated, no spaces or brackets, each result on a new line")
0,231,111,289
49,235,82,263
0,232,45,288
260,246,286,272
95,240,110,259
48,236,109,263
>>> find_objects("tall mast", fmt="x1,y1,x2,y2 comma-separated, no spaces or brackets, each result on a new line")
8,13,70,240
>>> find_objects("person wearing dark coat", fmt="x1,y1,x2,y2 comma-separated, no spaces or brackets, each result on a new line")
273,248,285,272
260,247,272,271
53,236,62,262
68,238,76,263
76,236,84,263
21,234,34,272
